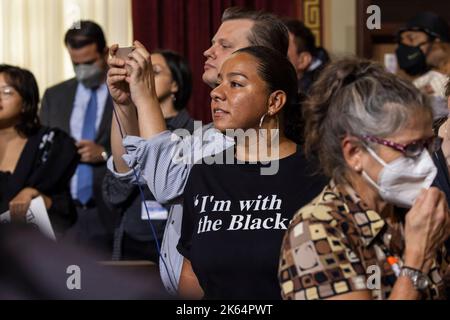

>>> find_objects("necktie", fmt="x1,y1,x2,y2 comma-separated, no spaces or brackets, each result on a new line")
77,89,97,204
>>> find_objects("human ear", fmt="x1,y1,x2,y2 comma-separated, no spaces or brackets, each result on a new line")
267,90,287,116
341,135,364,173
170,81,179,94
297,52,313,72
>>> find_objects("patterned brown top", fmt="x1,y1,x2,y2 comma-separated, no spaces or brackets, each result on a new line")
279,181,449,300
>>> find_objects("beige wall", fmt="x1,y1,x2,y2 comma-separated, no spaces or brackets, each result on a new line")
323,0,357,58
0,0,133,97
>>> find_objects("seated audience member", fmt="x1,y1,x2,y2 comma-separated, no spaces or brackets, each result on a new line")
102,50,194,263
173,46,326,300
0,65,79,237
284,19,330,94
279,59,450,300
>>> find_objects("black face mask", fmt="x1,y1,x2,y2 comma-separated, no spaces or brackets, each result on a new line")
395,42,430,76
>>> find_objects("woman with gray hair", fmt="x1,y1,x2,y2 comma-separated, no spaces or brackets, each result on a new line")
279,58,450,300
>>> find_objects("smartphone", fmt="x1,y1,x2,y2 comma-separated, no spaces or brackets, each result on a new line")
115,47,134,74
115,46,134,60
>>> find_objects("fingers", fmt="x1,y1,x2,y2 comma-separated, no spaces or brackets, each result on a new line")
108,68,127,76
108,75,127,85
128,41,151,70
414,188,428,206
76,140,94,148
9,201,29,220
78,148,93,162
108,44,125,67
109,44,119,56
77,146,89,154
131,46,150,62
419,187,441,213
76,141,87,148
108,56,126,68
133,40,147,51
125,59,141,79
107,68,128,85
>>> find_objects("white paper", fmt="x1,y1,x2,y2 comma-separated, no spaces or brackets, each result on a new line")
0,196,56,241
141,200,168,220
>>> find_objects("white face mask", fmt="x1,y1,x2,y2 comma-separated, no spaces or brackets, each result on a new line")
362,147,437,208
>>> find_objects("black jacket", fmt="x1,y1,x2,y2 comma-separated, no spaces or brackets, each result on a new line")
40,78,119,233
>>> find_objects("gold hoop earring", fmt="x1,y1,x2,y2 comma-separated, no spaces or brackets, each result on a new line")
259,112,279,130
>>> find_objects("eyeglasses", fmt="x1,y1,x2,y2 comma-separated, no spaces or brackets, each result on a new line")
0,86,16,100
362,135,443,158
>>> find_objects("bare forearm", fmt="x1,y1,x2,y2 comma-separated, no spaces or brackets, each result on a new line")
389,250,425,300
178,259,204,300
135,96,167,140
111,102,140,173
388,276,420,300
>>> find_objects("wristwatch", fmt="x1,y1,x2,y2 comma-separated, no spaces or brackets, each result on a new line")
101,151,109,162
399,266,430,291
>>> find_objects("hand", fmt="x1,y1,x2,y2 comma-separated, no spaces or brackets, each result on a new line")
125,40,158,107
9,187,39,221
76,140,106,163
404,187,450,273
423,84,435,95
107,44,133,106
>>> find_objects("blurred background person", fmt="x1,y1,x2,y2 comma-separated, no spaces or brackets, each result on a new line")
0,64,78,238
284,18,330,95
40,21,117,256
102,50,194,264
396,12,449,79
0,224,169,299
395,13,450,207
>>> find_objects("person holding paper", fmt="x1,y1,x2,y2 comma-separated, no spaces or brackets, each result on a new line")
0,64,79,236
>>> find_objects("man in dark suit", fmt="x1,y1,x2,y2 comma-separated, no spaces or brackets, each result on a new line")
40,21,117,257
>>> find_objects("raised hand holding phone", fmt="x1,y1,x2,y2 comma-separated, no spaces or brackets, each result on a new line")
107,44,133,106
124,40,158,108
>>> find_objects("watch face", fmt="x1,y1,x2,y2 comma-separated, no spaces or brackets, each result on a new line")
417,276,429,290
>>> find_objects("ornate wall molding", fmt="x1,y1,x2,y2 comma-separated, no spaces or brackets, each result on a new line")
298,0,323,46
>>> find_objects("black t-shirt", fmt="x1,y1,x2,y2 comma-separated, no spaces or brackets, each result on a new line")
177,147,328,299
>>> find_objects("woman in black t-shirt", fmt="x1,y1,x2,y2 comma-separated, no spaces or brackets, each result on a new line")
177,47,327,299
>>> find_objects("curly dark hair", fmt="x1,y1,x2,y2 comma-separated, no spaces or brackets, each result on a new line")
0,64,41,137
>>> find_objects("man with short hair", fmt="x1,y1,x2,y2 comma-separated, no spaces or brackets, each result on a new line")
40,20,117,256
284,19,329,94
106,7,290,293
